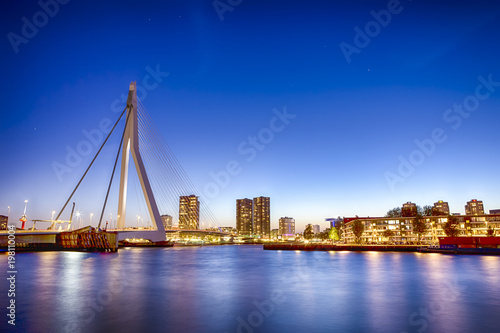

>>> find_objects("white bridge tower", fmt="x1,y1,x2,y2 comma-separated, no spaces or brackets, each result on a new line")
117,82,165,242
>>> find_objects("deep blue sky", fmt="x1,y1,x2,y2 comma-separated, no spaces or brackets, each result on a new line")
1,0,499,231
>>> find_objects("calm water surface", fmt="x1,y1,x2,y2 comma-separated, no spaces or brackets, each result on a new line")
1,245,499,333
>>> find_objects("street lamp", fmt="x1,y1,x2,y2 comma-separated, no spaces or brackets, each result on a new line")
75,211,81,228
90,213,94,226
51,210,56,220
7,206,10,225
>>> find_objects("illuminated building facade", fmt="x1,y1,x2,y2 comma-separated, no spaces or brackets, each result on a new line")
343,213,500,244
279,217,295,236
179,195,199,230
0,215,7,230
402,201,418,217
236,198,253,235
271,229,279,238
253,196,270,237
465,199,484,215
161,214,173,229
433,201,450,215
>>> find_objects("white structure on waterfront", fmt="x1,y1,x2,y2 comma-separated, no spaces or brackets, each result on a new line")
116,82,165,242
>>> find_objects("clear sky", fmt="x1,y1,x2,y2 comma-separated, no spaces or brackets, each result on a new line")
1,0,500,232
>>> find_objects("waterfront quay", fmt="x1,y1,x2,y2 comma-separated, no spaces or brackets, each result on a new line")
264,236,500,254
4,245,500,332
264,243,423,252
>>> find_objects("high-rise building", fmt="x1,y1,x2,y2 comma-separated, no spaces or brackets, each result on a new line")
179,195,200,230
465,199,484,215
433,201,450,215
312,224,321,234
236,198,253,235
279,217,295,236
161,214,173,229
253,196,270,237
402,202,418,217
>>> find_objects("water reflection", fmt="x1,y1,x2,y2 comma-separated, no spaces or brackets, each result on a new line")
1,247,499,333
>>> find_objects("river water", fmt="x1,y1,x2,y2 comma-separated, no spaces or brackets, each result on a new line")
1,245,499,333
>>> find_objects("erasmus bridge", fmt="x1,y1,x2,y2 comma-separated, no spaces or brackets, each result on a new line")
10,82,223,245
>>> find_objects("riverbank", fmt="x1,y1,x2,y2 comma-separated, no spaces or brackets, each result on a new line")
263,243,423,252
263,243,500,255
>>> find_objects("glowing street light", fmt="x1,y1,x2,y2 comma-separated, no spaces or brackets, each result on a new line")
75,211,81,228
90,213,94,226
51,210,56,221
7,206,10,225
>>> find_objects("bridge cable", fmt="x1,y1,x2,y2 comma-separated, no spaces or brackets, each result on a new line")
55,106,128,222
137,100,221,228
97,107,131,229
139,100,221,229
137,109,187,218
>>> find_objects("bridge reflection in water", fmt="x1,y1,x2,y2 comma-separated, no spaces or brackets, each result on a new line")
4,245,500,332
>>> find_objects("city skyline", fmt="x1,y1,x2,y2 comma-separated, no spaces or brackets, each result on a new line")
3,194,498,233
1,0,500,232
2,1,500,332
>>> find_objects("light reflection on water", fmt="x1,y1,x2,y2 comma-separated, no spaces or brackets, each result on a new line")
1,246,499,333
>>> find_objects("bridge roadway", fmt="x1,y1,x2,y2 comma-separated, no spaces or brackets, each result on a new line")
0,228,231,248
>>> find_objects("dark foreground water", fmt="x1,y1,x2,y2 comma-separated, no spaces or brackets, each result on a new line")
1,245,499,333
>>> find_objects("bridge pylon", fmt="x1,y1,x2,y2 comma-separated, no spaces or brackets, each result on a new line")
116,82,165,242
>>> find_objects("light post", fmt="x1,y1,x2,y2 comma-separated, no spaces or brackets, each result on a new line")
51,210,56,221
90,213,94,227
137,215,140,229
7,206,10,225
75,211,81,228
